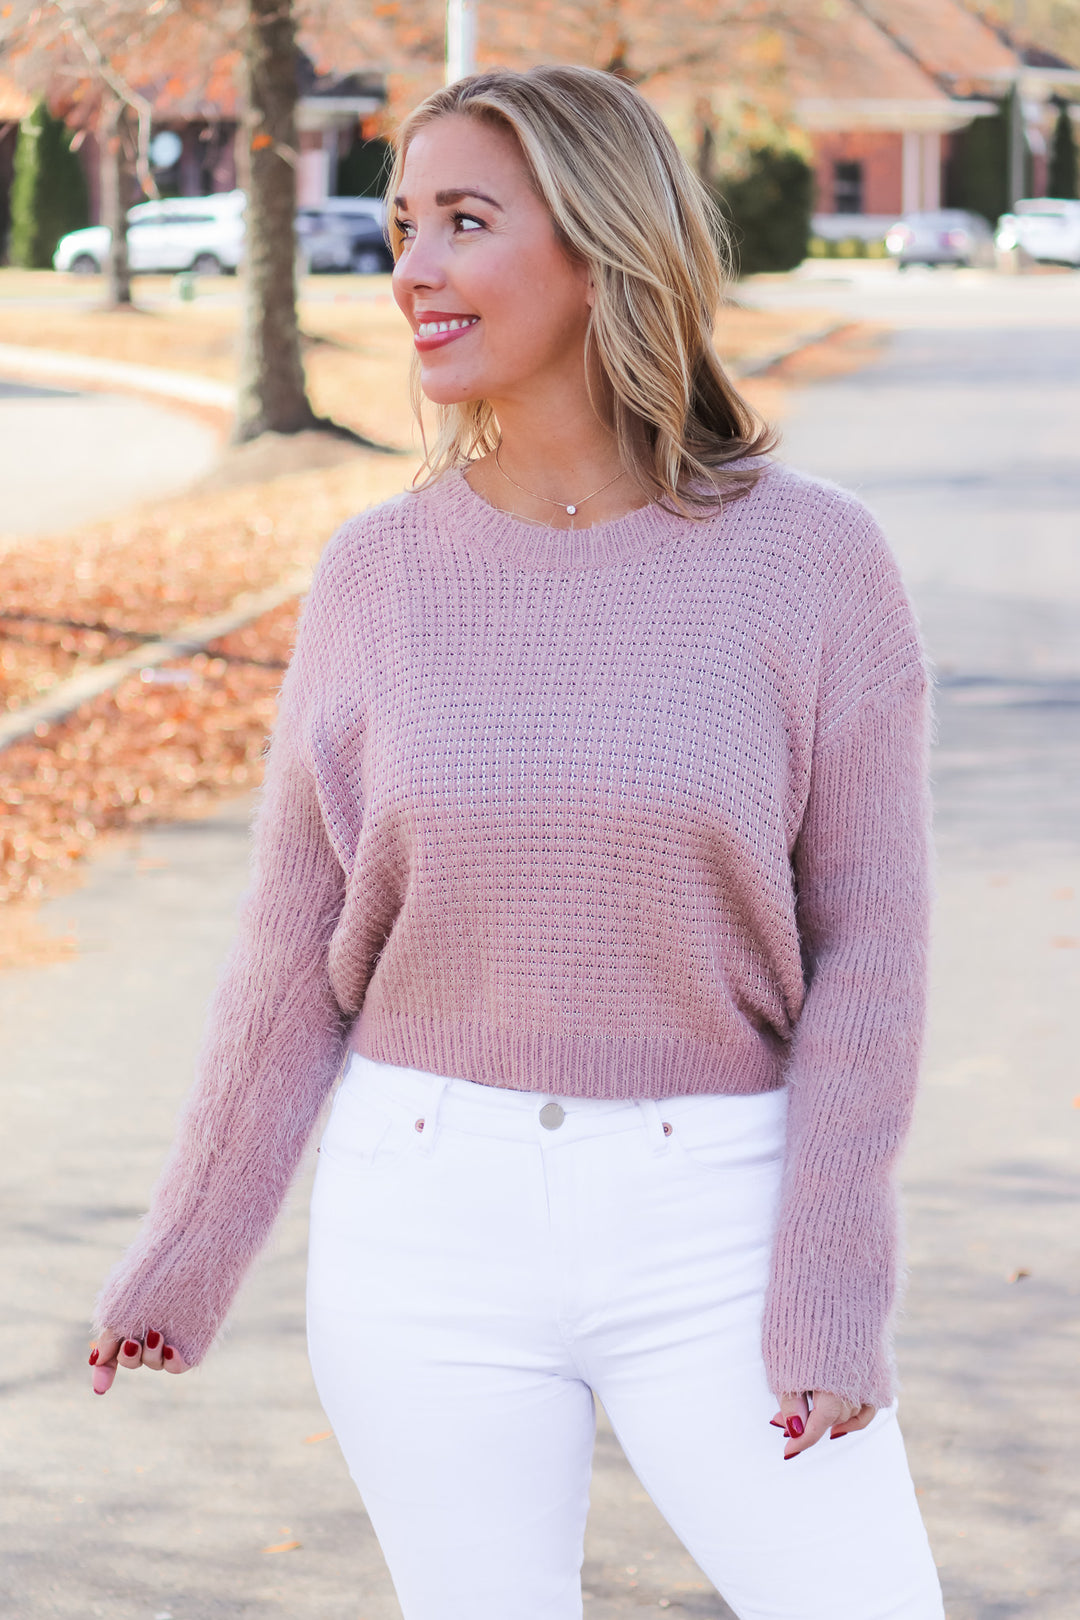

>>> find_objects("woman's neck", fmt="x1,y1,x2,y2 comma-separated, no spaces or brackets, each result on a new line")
463,393,650,530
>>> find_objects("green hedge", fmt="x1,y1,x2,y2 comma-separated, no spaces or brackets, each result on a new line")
713,146,814,276
945,87,1033,224
807,236,889,259
336,136,392,199
9,99,89,268
1048,102,1078,200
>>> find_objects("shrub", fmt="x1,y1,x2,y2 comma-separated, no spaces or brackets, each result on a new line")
945,87,1032,224
1048,102,1078,200
335,136,392,198
9,99,89,268
713,145,814,276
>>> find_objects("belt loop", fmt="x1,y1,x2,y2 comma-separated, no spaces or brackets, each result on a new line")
638,1097,672,1156
415,1072,449,1154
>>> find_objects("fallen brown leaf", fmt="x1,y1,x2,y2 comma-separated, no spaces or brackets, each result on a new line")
261,1539,302,1554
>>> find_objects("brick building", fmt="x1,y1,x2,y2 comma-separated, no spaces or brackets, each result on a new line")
0,70,32,251
794,0,1079,229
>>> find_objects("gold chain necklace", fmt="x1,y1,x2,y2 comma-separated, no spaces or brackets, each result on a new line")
493,441,627,528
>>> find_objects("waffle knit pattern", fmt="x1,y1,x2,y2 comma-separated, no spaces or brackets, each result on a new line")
94,459,932,1409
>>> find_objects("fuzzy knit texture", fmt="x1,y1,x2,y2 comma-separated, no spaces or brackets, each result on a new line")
94,458,932,1410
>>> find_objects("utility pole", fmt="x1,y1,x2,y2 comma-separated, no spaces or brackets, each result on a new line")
446,0,477,85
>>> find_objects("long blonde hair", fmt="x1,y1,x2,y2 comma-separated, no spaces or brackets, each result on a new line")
387,65,776,512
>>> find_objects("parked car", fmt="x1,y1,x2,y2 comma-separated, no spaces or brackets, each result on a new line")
884,209,996,269
53,190,247,276
296,198,392,274
995,198,1080,267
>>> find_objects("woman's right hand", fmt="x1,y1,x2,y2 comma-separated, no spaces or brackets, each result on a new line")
89,1329,190,1395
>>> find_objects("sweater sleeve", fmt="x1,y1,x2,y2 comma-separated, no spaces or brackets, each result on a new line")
761,516,933,1410
92,576,351,1367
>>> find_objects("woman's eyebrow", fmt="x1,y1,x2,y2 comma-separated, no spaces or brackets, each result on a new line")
391,189,503,212
436,188,503,210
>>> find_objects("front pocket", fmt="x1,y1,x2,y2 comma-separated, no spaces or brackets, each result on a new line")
663,1093,787,1181
319,1081,410,1171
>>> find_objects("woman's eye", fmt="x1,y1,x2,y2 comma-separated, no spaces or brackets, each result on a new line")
452,212,485,233
394,217,414,241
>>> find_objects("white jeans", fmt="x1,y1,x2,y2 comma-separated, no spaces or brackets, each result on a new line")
307,1053,944,1620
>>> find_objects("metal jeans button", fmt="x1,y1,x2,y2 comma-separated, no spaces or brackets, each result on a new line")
539,1101,566,1130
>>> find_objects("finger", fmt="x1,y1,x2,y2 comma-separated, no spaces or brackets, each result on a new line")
92,1360,118,1395
142,1328,165,1372
89,1332,121,1396
90,1331,122,1368
830,1402,877,1439
162,1343,190,1375
784,1392,856,1458
778,1391,811,1453
117,1337,144,1370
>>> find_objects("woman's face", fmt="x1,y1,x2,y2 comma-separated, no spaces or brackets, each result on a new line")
391,114,593,409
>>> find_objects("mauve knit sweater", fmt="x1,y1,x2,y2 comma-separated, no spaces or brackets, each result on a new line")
94,458,932,1410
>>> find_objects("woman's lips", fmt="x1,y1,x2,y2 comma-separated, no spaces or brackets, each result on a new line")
414,314,480,352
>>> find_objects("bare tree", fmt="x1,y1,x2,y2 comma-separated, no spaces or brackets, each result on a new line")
306,0,815,176
0,0,165,307
1,0,334,435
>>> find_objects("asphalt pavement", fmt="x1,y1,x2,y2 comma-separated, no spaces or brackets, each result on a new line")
1,265,1078,1619
764,265,1080,1619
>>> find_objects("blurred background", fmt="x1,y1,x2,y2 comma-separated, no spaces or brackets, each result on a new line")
0,3,1078,1618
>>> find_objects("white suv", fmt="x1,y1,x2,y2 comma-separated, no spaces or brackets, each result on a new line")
53,190,246,275
995,198,1080,268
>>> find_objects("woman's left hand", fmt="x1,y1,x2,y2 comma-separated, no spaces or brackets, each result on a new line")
769,1390,875,1458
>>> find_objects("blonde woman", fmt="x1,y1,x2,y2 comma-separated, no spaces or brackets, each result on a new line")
91,66,945,1620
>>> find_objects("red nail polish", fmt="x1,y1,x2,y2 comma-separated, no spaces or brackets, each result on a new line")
830,1430,849,1439
123,1340,139,1357
784,1450,800,1460
146,1330,161,1350
163,1346,175,1361
88,1348,99,1366
769,1418,786,1428
787,1414,804,1437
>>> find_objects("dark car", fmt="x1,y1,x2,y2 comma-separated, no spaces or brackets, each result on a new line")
296,199,393,275
884,209,996,269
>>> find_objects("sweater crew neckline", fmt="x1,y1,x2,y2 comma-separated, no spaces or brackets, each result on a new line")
429,464,707,572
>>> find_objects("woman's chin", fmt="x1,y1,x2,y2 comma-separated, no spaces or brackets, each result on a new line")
419,373,487,408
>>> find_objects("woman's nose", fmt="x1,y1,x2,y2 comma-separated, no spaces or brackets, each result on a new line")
394,232,447,295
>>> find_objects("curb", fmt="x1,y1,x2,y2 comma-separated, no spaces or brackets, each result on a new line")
731,321,849,379
0,569,310,753
0,343,234,409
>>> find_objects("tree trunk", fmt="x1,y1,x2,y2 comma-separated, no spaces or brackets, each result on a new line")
100,96,132,309
234,0,318,442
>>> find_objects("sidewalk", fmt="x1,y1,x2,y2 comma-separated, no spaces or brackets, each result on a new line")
0,373,222,543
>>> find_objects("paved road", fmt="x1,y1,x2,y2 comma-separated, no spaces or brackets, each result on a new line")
0,377,221,541
759,265,1080,1619
2,269,1078,1619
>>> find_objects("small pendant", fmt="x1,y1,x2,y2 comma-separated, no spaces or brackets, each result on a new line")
565,504,577,516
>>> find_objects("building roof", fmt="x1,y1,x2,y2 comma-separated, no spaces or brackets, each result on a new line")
852,0,1020,95
789,0,997,131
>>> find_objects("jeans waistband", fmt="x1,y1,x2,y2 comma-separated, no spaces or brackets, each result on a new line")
341,1051,788,1154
